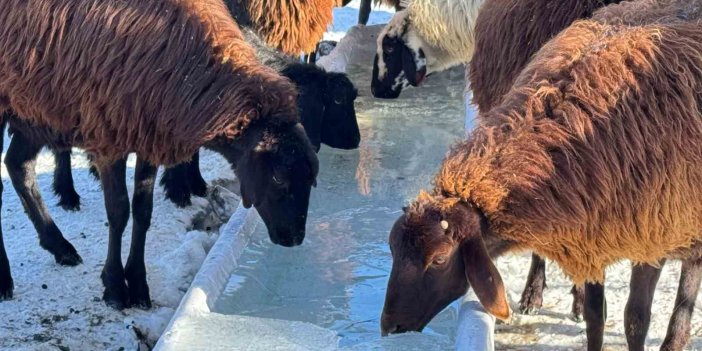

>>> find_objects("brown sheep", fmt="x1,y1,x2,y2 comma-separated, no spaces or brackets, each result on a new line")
381,14,702,351
373,0,624,318
591,2,702,350
469,0,627,319
0,0,318,309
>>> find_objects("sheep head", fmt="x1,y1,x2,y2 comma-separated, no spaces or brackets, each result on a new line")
371,10,427,99
381,191,511,335
320,72,360,150
232,122,319,247
284,64,360,151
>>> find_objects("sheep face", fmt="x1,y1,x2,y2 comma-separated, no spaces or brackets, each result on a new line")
237,123,319,247
320,73,360,150
371,11,427,99
283,66,360,151
381,196,510,335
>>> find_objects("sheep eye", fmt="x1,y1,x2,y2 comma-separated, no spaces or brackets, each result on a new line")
334,97,343,104
432,255,448,266
385,46,394,53
272,175,283,185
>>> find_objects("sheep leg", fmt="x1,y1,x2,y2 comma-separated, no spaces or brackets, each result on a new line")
584,281,606,351
124,158,157,309
0,223,11,301
5,132,82,266
187,151,208,198
160,153,204,208
52,149,81,211
660,257,702,351
571,284,585,322
98,158,130,310
358,0,372,25
518,253,546,314
86,153,100,182
624,263,663,351
0,121,12,301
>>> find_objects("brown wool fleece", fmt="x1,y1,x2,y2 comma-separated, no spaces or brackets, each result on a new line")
0,0,299,166
244,0,335,54
419,13,702,284
469,0,625,114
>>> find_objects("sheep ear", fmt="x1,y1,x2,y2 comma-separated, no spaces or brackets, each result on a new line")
401,45,426,86
461,236,511,321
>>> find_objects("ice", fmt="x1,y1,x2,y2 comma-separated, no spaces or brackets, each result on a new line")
214,32,470,347
161,313,339,351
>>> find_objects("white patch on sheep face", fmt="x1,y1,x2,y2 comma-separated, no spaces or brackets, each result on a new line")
404,31,432,73
376,10,411,80
392,71,410,91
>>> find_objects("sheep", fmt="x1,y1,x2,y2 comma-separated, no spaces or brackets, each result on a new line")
380,14,702,351
470,0,625,318
0,0,319,309
371,0,484,98
159,27,360,207
373,0,624,318
48,11,361,208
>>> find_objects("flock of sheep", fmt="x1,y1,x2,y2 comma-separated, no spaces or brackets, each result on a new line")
0,0,700,350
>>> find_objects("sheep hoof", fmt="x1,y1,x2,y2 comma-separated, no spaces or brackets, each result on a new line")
518,289,544,315
101,267,130,310
88,165,101,181
52,243,83,266
519,304,541,315
0,278,13,301
57,194,81,212
570,302,584,322
128,284,152,310
570,312,583,323
165,190,193,208
102,284,130,310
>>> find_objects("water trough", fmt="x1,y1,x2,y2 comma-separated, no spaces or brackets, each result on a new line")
155,23,494,351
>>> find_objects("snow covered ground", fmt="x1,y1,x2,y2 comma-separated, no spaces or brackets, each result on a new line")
0,146,239,350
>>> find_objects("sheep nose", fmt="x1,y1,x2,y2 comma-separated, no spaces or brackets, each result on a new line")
380,313,401,336
381,323,401,336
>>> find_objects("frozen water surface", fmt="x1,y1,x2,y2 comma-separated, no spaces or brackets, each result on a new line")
213,59,468,349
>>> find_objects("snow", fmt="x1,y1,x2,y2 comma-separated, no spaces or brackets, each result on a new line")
0,145,241,350
322,0,394,42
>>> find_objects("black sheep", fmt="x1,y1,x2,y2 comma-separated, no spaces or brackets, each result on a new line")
52,28,360,209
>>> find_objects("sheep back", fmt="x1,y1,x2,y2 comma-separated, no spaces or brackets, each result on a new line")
469,0,623,114
0,0,298,166
407,0,484,65
435,20,702,284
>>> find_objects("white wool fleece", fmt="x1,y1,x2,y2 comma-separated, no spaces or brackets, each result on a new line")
407,0,484,72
